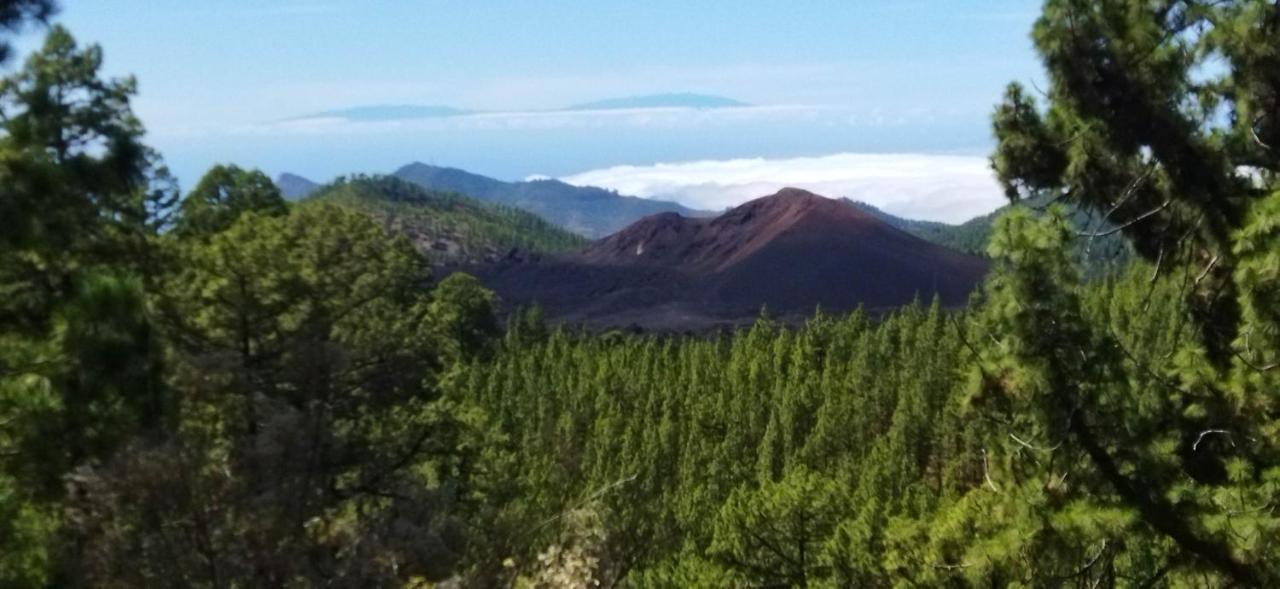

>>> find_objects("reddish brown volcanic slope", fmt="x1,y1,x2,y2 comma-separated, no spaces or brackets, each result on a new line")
471,188,988,329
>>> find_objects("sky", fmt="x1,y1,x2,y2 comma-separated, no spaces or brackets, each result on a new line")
18,0,1046,222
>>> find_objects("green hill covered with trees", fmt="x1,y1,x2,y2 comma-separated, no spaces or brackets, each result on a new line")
304,175,588,264
855,196,1132,271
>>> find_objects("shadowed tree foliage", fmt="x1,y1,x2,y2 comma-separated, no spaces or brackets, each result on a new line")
0,0,53,62
431,272,502,363
66,205,480,586
0,25,154,331
0,23,169,588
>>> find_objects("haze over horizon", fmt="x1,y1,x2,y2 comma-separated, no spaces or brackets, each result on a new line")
23,0,1045,222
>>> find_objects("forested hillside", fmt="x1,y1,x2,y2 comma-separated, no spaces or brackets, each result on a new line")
849,200,994,253
854,197,1132,270
450,266,1195,585
306,175,588,264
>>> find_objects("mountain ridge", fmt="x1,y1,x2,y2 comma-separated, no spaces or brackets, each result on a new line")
393,162,710,238
275,172,321,200
580,188,887,272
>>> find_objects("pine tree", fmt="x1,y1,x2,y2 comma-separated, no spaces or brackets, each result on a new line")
980,0,1280,582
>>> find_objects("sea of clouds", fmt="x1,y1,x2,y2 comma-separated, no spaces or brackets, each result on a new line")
558,152,1005,224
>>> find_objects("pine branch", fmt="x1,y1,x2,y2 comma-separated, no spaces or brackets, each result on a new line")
1075,199,1174,238
1066,406,1264,584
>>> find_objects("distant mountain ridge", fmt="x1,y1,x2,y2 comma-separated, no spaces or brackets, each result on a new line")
472,188,989,329
393,162,710,238
275,173,321,200
847,200,991,254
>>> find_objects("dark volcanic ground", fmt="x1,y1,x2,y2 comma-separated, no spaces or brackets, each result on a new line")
467,188,989,330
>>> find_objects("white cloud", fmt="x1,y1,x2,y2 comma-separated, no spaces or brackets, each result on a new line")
559,153,1005,224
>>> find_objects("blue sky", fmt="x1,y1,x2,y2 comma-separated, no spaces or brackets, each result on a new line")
21,0,1046,221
